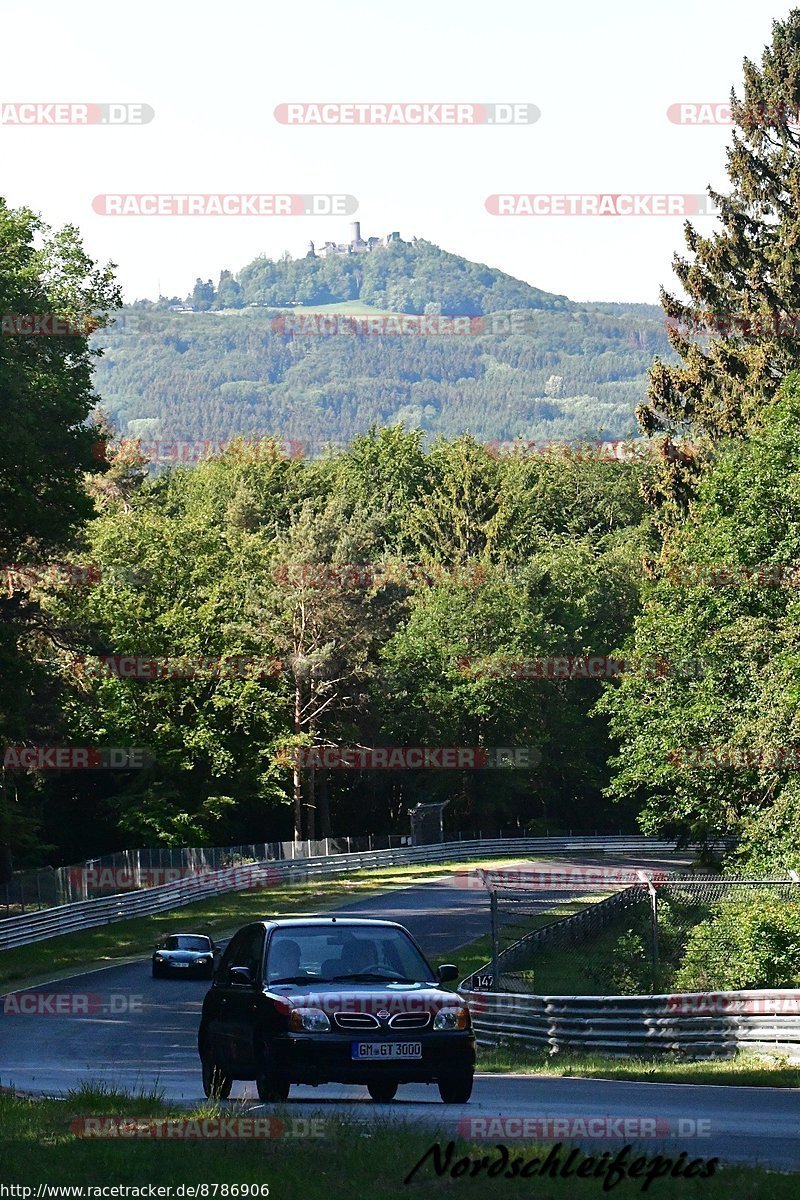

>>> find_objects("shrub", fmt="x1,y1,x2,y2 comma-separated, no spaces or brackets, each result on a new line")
674,894,800,991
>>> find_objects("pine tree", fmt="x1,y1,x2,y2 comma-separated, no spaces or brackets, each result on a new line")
643,11,800,451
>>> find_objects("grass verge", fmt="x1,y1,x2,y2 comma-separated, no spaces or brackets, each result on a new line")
476,1046,800,1088
0,1088,794,1195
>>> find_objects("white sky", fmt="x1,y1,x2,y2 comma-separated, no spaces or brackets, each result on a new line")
0,1,793,304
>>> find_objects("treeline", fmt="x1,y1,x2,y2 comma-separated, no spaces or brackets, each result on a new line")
91,306,671,450
15,429,654,864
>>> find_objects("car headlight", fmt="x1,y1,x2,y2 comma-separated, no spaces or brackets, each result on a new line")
433,1006,470,1031
196,957,210,964
289,1007,331,1032
154,955,165,963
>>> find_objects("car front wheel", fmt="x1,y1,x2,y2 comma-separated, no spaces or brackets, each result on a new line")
438,1074,473,1104
256,1044,290,1102
201,1052,233,1100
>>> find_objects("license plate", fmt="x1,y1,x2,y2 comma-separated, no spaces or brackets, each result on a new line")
172,963,189,968
352,1042,422,1060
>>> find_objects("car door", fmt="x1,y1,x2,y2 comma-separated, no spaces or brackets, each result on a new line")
208,928,258,1074
215,924,266,1076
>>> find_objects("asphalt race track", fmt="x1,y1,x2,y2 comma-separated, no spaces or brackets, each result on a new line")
3,854,799,1171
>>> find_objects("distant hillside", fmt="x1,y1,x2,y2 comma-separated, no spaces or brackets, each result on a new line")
182,237,573,316
92,239,674,450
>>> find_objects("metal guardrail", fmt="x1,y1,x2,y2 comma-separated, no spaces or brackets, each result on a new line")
0,835,701,950
460,988,800,1061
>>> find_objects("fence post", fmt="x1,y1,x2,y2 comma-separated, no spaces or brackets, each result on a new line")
490,890,500,992
635,869,659,990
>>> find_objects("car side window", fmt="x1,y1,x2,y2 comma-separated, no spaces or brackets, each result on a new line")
217,926,264,986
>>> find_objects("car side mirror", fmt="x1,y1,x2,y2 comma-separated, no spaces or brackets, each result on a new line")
229,965,255,986
437,963,459,983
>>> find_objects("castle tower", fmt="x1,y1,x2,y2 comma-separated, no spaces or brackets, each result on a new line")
350,220,363,245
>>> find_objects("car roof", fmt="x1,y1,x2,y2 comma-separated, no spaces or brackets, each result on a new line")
257,918,404,931
167,932,211,938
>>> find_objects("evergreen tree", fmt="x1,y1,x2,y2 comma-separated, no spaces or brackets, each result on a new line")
643,11,800,459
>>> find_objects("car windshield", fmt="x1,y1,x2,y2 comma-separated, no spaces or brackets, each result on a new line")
164,936,210,951
265,926,433,985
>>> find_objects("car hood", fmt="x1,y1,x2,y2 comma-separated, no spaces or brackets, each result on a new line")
266,980,464,1015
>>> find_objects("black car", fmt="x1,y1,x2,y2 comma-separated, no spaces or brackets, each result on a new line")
153,933,218,978
198,917,475,1103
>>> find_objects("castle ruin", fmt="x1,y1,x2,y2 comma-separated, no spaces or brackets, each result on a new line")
306,222,412,258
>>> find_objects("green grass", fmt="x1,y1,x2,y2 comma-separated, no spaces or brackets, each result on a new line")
0,1089,793,1194
476,1046,800,1088
0,857,527,991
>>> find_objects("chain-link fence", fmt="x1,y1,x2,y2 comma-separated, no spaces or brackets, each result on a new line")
2,826,531,914
0,835,409,914
470,872,799,995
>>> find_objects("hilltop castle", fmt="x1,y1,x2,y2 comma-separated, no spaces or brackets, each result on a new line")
306,222,414,258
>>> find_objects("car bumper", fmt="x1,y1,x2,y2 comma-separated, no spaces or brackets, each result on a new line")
271,1031,476,1084
154,961,214,975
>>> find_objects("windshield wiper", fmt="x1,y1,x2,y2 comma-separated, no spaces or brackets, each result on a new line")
268,975,315,985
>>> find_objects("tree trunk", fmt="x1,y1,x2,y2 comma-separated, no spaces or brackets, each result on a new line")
293,681,303,841
318,771,331,839
307,765,316,843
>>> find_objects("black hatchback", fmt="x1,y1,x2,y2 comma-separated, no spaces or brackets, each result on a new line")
197,917,475,1103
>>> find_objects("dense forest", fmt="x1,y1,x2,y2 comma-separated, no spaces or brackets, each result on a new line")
90,246,672,449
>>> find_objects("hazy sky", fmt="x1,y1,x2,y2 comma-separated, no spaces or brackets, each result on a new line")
1,1,794,304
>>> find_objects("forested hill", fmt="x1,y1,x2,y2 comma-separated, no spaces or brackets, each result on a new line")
91,238,674,449
185,238,573,314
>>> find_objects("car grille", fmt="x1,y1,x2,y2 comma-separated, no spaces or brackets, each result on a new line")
334,1012,380,1029
332,1011,431,1030
389,1012,430,1029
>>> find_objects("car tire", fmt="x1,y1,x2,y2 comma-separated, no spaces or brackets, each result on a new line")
201,1052,233,1100
367,1080,398,1103
151,965,162,979
438,1074,473,1104
256,1045,290,1102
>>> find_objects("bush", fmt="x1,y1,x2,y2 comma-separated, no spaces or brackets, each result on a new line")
674,894,800,991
